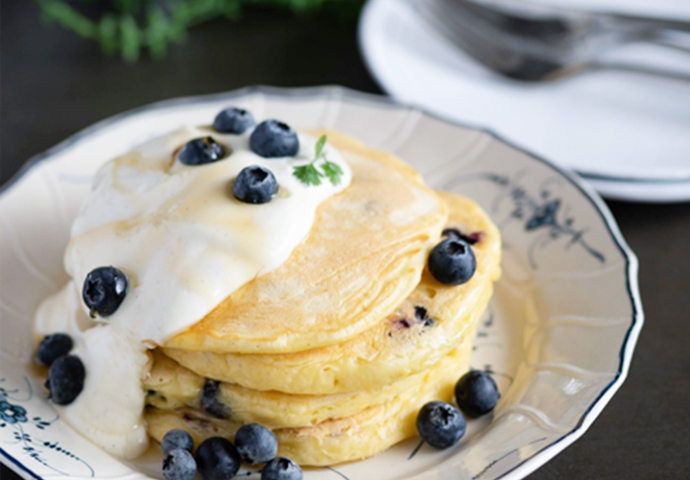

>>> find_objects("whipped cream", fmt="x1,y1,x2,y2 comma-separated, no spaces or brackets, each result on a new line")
34,126,351,458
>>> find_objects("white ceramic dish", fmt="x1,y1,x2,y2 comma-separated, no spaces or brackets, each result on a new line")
358,0,690,189
580,175,690,203
0,86,643,480
476,0,690,21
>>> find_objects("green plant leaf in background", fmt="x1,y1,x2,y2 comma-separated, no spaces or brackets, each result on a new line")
37,0,98,39
98,13,119,55
34,0,365,63
120,14,141,62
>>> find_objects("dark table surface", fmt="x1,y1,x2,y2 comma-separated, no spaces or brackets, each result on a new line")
2,2,689,479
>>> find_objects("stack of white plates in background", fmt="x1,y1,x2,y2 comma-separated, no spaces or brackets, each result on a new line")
358,0,690,202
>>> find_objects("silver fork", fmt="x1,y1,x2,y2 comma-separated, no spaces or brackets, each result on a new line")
414,0,690,81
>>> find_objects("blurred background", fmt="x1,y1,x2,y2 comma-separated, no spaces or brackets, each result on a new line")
2,0,689,478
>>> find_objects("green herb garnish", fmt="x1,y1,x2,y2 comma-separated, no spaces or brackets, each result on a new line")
292,163,323,186
321,160,344,186
293,135,343,187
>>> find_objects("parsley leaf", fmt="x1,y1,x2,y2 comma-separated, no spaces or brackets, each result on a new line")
292,134,343,187
314,134,327,159
322,161,344,186
293,164,323,186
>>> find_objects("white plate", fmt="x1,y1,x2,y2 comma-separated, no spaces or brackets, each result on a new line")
581,175,690,203
478,0,690,21
358,0,690,185
0,86,643,480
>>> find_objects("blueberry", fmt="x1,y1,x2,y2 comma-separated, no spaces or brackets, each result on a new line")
235,423,278,465
45,355,85,405
416,401,466,449
201,380,231,419
455,370,500,418
36,333,73,366
249,120,299,158
213,107,256,134
428,238,476,285
178,137,226,166
196,437,240,480
261,457,302,480
162,448,197,480
161,429,194,456
82,266,128,318
232,166,278,204
442,228,481,245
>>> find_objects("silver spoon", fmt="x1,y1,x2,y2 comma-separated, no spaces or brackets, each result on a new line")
414,0,690,81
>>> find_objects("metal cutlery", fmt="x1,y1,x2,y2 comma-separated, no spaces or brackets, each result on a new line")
414,0,690,81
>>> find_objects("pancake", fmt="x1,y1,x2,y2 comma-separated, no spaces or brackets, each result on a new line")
145,313,476,430
165,130,447,355
163,192,501,395
146,332,476,466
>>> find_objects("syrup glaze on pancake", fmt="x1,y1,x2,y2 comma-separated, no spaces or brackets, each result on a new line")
164,192,501,395
165,130,448,355
146,333,476,466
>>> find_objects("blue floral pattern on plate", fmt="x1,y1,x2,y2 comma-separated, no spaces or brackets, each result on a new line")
0,378,94,477
452,170,605,269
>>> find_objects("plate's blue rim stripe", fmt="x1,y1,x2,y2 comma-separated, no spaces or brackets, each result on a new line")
0,448,44,480
0,85,643,480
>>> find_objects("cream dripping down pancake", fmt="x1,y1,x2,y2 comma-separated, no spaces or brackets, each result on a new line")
33,121,448,458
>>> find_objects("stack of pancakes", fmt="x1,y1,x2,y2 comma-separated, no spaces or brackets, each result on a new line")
143,131,502,466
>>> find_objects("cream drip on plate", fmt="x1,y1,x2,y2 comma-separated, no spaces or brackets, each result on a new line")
33,126,351,458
